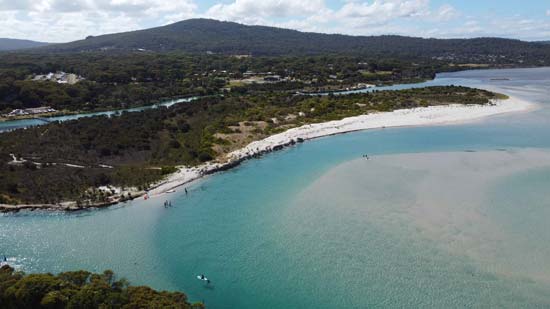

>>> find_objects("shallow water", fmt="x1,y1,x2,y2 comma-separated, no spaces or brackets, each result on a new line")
280,150,550,307
2,67,550,308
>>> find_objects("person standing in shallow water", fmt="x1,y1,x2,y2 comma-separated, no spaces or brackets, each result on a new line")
185,188,188,195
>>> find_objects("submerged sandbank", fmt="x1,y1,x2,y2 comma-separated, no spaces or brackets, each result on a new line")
291,148,550,287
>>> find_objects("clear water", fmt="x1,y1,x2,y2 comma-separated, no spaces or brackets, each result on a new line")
2,67,550,308
279,149,550,307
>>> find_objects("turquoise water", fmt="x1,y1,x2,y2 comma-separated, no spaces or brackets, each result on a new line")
2,67,550,307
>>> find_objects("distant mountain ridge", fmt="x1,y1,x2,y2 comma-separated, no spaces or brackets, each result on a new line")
32,19,550,62
0,38,49,51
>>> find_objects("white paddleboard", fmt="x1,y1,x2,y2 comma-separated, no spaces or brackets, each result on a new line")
197,275,209,281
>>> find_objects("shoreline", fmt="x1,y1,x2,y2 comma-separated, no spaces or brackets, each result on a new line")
0,96,534,212
147,96,534,196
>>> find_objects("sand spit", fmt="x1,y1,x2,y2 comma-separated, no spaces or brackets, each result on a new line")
148,97,533,197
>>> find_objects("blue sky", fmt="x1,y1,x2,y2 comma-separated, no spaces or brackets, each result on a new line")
0,0,549,42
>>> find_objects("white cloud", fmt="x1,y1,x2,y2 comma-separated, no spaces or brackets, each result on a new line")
546,9,550,17
205,0,325,25
336,0,429,19
0,0,37,11
0,0,548,42
0,0,197,42
433,4,459,21
205,0,436,33
417,15,550,40
204,0,464,37
333,0,430,26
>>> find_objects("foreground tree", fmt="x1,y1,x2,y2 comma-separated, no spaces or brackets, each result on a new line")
0,265,204,309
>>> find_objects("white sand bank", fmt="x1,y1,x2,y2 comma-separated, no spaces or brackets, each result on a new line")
148,97,534,197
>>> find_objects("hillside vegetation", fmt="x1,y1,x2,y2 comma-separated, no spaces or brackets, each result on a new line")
31,19,550,65
0,38,49,51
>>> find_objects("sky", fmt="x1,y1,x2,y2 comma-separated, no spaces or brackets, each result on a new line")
0,0,549,43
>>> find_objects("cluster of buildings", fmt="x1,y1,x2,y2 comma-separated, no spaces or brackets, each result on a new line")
32,72,84,85
3,106,57,118
238,71,286,84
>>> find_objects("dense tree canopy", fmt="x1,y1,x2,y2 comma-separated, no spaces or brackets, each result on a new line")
34,19,550,65
0,50,515,115
0,52,458,114
0,265,203,308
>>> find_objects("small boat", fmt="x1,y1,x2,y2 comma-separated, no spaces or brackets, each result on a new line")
166,189,176,193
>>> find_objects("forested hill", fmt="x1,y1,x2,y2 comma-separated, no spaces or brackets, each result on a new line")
37,19,550,63
0,38,49,51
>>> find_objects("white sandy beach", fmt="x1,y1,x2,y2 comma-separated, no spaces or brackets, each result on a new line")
148,96,534,196
2,96,530,210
